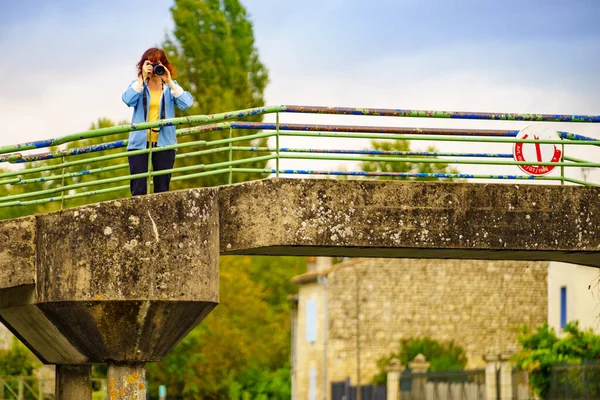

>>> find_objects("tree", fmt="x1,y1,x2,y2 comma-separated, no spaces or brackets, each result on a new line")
163,0,270,189
514,321,600,398
60,118,130,208
147,255,305,399
372,337,468,385
361,139,460,181
0,166,61,220
0,338,39,376
0,117,130,220
228,364,292,400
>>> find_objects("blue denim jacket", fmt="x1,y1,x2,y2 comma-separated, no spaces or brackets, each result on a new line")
122,80,193,150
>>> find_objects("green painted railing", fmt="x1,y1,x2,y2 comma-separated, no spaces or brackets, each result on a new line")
1,105,599,216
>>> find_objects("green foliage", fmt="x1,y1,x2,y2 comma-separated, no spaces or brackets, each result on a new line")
163,0,270,189
372,337,467,385
0,118,129,220
361,140,460,181
147,255,305,399
92,391,107,400
0,163,62,220
513,321,600,398
228,364,292,400
0,338,39,376
61,118,131,208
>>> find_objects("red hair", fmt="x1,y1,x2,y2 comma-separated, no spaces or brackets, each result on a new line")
136,48,176,78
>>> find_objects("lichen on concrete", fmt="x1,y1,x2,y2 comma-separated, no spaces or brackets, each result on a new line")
0,216,36,289
219,178,600,267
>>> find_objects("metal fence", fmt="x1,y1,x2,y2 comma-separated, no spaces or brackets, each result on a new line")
0,376,107,400
400,369,486,400
511,369,535,400
331,379,387,400
1,105,600,218
547,361,600,399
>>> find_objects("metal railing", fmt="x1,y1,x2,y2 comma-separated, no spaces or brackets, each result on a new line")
547,361,600,399
1,105,599,217
0,376,106,399
400,369,486,400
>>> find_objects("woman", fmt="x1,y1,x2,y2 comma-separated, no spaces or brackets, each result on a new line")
122,48,193,196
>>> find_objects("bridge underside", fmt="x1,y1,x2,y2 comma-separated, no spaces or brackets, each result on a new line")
220,178,600,267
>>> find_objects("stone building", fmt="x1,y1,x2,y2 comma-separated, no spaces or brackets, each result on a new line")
290,258,550,400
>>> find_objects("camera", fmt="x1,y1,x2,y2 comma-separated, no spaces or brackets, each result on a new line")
151,62,165,76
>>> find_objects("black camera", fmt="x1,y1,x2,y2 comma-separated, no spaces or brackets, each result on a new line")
151,62,165,76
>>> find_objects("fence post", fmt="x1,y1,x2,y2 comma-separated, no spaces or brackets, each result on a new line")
484,352,515,400
499,353,515,400
408,354,430,399
18,376,24,400
386,359,404,400
485,353,500,400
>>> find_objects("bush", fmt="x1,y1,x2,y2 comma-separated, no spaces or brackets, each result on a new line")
372,337,467,385
514,321,600,398
228,364,291,400
0,338,38,376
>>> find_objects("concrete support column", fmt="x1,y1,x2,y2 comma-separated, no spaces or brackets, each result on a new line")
108,362,146,400
484,353,514,400
55,364,92,400
386,359,404,400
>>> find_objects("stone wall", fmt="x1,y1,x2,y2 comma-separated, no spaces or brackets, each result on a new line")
293,280,326,400
298,258,548,397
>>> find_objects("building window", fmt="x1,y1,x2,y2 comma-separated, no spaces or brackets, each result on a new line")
560,286,567,329
306,300,317,343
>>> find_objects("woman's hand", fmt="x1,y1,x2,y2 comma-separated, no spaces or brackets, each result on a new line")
159,64,173,84
142,60,153,80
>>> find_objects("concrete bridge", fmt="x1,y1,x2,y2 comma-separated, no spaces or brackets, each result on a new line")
1,178,599,398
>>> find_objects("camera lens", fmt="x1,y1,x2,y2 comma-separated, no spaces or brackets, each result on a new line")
152,62,165,76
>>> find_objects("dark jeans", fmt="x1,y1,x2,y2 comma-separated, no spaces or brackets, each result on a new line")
128,146,176,196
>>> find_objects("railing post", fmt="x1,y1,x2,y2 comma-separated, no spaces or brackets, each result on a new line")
561,137,565,185
229,127,233,184
18,376,24,400
61,155,66,210
147,143,154,195
276,112,280,177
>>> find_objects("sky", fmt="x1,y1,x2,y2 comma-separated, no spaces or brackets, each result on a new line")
1,0,600,181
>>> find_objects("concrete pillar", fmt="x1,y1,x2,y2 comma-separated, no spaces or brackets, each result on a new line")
107,362,146,400
55,364,92,400
408,354,430,399
386,359,404,400
484,353,514,400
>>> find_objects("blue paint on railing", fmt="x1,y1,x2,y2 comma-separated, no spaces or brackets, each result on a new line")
557,131,599,141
